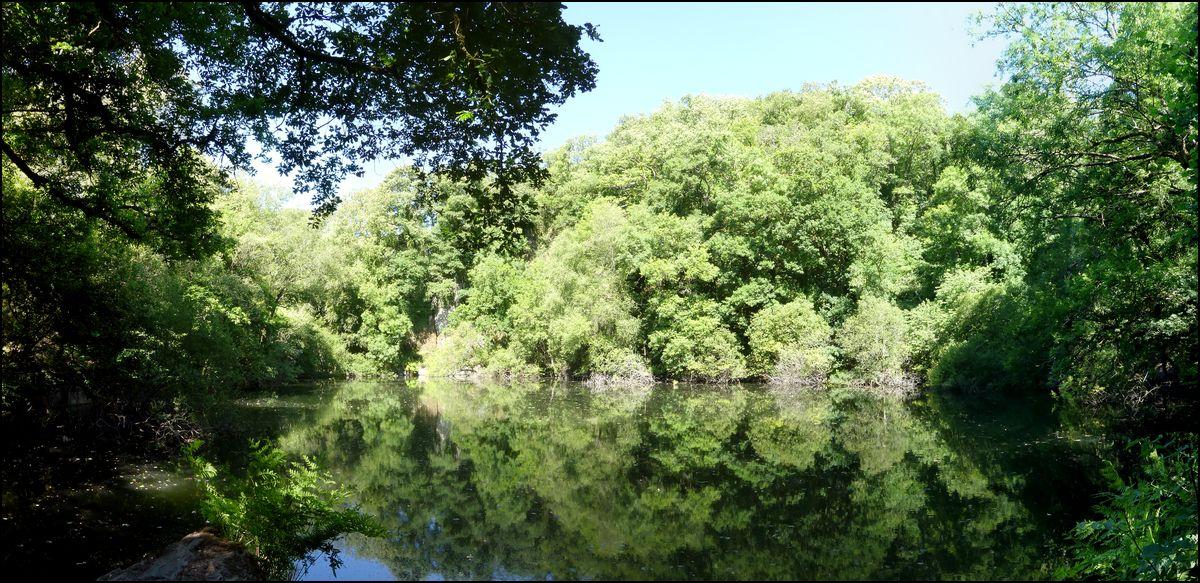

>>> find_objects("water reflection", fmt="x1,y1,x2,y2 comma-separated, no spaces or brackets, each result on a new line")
266,381,1106,580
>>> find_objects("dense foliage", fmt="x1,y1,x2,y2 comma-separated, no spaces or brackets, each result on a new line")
1059,435,1198,580
423,2,1196,418
183,439,384,578
1,169,473,422
2,0,598,424
1,1,598,252
0,2,1195,580
971,2,1197,412
3,0,1193,434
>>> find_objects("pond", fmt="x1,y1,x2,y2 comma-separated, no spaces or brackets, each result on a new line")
4,380,1116,579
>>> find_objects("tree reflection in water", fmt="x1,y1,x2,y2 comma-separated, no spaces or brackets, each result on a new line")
275,381,1106,580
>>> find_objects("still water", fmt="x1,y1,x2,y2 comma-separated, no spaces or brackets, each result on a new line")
217,381,1108,580
3,380,1115,579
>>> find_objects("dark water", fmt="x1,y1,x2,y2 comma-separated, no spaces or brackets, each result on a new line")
4,380,1117,580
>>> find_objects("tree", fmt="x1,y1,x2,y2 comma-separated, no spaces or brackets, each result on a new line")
746,298,834,381
972,2,1197,410
1,2,599,256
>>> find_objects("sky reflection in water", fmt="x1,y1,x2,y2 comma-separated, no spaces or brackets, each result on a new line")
207,380,1114,581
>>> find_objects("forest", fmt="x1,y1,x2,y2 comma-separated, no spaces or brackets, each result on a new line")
1,2,1196,581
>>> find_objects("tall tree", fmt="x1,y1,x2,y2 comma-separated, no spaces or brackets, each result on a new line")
972,2,1197,409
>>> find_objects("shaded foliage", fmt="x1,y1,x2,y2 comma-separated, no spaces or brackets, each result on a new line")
1058,435,1198,581
2,1,599,253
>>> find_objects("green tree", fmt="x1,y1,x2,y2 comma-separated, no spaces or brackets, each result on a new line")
971,2,1197,411
836,296,913,392
746,298,834,382
2,1,599,254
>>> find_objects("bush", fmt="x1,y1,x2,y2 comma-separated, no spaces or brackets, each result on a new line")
747,298,834,383
275,307,349,380
1058,436,1198,581
511,200,642,378
420,322,487,379
919,267,1049,394
182,439,384,579
836,296,912,389
769,348,833,389
648,296,746,382
587,351,655,388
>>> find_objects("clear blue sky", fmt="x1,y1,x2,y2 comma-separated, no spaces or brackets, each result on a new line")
536,2,1006,151
271,2,1008,204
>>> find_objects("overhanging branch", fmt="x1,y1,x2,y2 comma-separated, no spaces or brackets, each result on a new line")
2,139,147,242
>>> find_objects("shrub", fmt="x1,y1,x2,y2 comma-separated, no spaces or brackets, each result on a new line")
419,322,488,380
920,267,1049,394
836,296,911,388
182,439,384,579
587,351,655,388
1058,436,1198,581
275,306,349,380
648,296,746,382
769,348,834,389
747,298,834,383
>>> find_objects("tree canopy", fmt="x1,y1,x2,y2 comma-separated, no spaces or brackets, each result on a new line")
2,1,599,256
2,3,1196,581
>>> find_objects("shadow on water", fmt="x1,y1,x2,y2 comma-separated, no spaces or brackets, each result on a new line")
0,427,202,579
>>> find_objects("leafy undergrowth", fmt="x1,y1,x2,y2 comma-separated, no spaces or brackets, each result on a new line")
182,439,385,579
1058,435,1198,581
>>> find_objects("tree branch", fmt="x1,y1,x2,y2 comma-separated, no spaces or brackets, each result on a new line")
2,139,147,242
238,1,380,74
